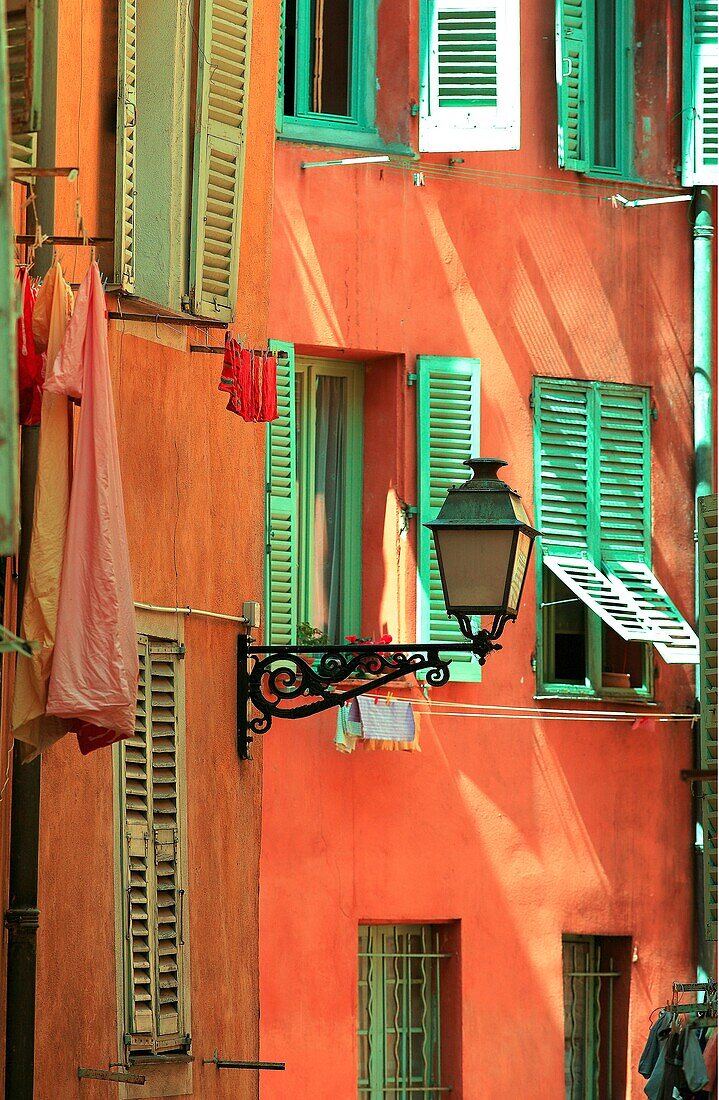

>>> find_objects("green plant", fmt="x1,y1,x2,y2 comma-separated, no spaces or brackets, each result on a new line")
297,622,330,647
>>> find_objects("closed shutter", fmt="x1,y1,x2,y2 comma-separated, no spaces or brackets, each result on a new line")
598,386,651,561
115,0,137,292
533,379,590,556
555,0,587,171
189,0,253,319
6,0,42,135
419,0,520,152
699,495,718,940
682,0,719,185
0,6,17,557
121,636,188,1054
417,356,481,682
266,342,297,645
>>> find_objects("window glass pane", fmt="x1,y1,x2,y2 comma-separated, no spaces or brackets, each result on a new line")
313,375,347,640
544,569,587,684
309,0,352,116
594,0,617,168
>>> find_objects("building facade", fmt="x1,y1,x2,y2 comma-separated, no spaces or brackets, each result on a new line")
259,0,716,1097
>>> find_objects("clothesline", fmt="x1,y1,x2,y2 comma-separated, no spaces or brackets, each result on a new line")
363,695,695,723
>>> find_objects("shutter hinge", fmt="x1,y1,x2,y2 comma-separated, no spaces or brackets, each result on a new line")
650,402,658,421
181,295,192,312
409,101,419,117
529,392,535,409
407,372,417,387
530,650,537,672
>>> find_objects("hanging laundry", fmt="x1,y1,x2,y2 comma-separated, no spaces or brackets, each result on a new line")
260,351,278,421
16,267,44,425
218,336,278,422
44,262,138,754
334,700,362,753
12,262,74,758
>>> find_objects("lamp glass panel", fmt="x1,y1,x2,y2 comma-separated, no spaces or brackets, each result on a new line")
507,531,532,614
435,528,515,611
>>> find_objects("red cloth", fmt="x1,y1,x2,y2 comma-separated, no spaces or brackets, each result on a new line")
16,268,44,425
218,341,278,422
45,262,138,753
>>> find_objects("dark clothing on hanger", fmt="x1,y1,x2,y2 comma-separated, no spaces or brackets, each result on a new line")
641,1012,669,1078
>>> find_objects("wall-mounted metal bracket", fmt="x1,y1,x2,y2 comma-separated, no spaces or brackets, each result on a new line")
78,1067,146,1084
202,1050,285,1071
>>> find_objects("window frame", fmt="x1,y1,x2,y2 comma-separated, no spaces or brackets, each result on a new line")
533,377,654,700
277,0,379,147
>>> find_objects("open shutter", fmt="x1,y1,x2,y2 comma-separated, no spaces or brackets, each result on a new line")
417,356,481,682
115,0,137,292
533,379,590,556
699,495,718,940
605,561,699,664
6,0,42,135
189,0,253,319
682,0,719,185
266,342,297,645
555,0,587,170
419,0,520,152
598,387,651,562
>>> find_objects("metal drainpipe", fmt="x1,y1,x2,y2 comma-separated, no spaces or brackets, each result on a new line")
4,0,58,1095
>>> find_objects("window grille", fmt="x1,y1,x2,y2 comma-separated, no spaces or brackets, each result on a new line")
563,936,622,1100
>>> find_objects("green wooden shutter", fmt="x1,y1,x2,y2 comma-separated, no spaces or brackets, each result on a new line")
417,356,481,682
6,0,42,135
597,386,650,562
419,0,520,152
189,0,253,319
0,3,17,557
682,0,719,185
556,0,587,170
115,0,137,292
699,495,718,940
266,342,297,645
122,637,188,1053
533,379,590,556
275,0,285,131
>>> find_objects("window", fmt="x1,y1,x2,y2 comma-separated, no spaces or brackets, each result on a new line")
556,0,632,178
117,635,190,1059
419,0,521,152
266,346,363,644
115,0,252,318
358,924,453,1099
682,0,719,185
6,0,43,136
533,378,698,697
278,0,377,145
562,935,631,1100
698,495,717,941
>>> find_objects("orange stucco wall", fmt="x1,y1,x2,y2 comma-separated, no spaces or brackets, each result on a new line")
259,0,702,1096
5,0,281,1098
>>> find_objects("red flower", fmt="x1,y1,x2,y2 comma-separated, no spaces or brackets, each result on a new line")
377,634,393,644
345,635,358,644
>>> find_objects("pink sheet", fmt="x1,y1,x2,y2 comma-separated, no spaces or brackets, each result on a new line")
45,263,138,753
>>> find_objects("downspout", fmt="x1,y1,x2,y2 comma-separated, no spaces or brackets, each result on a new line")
4,1,59,1096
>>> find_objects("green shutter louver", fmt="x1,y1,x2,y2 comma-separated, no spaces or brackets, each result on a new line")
598,387,651,561
189,0,252,319
699,495,718,940
115,0,137,293
121,637,188,1054
417,356,481,682
556,0,587,170
533,380,589,556
683,0,719,185
419,0,520,152
6,0,42,135
266,343,297,645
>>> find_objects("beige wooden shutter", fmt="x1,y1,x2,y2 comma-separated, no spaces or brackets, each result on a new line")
6,0,42,135
189,0,253,319
115,0,137,291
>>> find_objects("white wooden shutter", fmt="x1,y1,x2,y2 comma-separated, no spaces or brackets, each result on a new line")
189,0,253,319
115,0,137,292
419,0,520,152
606,561,699,664
682,0,719,185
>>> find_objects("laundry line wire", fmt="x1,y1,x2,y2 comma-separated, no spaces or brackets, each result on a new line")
362,695,695,723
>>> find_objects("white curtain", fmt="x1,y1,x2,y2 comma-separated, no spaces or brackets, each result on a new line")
313,375,346,640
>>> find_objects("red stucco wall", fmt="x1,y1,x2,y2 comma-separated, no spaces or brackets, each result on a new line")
259,0,700,1095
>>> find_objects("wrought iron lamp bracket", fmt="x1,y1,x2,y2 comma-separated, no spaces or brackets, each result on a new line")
236,614,512,760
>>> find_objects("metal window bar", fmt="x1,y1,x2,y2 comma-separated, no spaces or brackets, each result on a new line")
563,937,619,1100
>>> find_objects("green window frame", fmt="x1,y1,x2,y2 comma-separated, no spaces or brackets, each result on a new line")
277,0,379,148
416,356,482,683
556,0,634,179
265,344,364,645
534,378,654,699
358,924,447,1099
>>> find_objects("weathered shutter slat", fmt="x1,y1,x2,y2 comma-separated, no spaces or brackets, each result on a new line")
598,387,651,561
556,0,587,170
682,0,719,185
417,356,481,682
6,0,42,135
189,0,253,319
606,561,699,665
543,556,671,642
115,0,137,292
419,0,520,152
533,379,590,555
699,495,718,940
266,343,297,645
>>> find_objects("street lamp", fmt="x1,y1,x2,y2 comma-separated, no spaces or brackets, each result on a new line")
237,458,537,759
